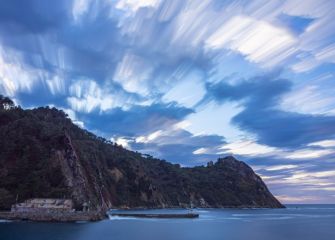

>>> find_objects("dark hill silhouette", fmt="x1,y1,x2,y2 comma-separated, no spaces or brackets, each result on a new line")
0,95,283,210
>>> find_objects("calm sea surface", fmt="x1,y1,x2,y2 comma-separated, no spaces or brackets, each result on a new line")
1,205,335,240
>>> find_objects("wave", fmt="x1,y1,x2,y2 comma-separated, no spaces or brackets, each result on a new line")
109,217,138,221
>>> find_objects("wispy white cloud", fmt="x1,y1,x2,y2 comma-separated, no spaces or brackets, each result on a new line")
0,47,43,96
46,75,66,95
116,0,161,13
276,195,321,203
308,140,335,148
315,43,335,63
304,186,335,191
266,164,299,171
220,140,278,156
67,79,133,113
280,84,335,115
193,147,209,155
285,149,334,159
264,169,335,186
72,0,92,22
170,0,214,48
136,130,163,143
206,15,297,67
135,121,193,145
220,139,335,160
113,51,153,95
60,107,85,128
110,136,133,149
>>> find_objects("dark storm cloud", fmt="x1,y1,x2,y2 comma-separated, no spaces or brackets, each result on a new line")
77,103,194,137
205,74,335,148
205,73,291,108
234,108,335,148
131,129,225,165
0,0,71,34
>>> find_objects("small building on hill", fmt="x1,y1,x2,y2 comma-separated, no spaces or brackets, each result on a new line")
11,198,74,213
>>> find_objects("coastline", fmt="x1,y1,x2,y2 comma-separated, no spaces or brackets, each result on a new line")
0,205,285,222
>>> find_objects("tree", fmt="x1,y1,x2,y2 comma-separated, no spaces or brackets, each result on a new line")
0,95,15,110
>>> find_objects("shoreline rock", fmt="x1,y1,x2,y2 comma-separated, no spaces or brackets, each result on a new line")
0,211,107,222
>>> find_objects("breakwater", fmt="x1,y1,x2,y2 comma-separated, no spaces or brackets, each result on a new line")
110,213,199,218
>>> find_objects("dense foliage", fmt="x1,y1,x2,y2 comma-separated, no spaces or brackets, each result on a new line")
0,95,283,210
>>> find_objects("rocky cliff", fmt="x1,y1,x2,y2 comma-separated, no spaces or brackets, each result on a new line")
0,96,283,210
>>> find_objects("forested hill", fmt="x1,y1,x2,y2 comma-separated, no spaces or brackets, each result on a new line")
0,95,283,210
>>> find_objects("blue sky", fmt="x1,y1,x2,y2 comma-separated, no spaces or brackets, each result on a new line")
0,0,335,204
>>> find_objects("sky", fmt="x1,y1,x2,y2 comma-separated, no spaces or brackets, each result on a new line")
0,0,335,204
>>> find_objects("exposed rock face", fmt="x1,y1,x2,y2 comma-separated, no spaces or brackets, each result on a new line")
56,134,89,208
0,103,284,210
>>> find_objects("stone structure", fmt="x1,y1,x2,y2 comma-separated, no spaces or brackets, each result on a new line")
11,198,74,213
0,198,107,222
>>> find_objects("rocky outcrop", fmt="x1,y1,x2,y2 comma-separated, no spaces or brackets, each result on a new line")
56,133,90,208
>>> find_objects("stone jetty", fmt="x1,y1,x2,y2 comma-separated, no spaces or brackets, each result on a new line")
110,213,199,219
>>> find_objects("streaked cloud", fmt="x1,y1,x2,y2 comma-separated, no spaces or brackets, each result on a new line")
116,0,161,13
280,83,335,115
206,15,296,67
114,51,154,95
285,149,334,159
266,164,299,171
308,140,335,148
67,79,125,113
72,0,92,22
276,195,321,203
0,47,43,96
220,140,278,157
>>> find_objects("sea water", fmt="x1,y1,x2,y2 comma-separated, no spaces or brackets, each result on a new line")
1,205,334,240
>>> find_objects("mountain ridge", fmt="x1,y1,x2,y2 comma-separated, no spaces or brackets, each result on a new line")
0,95,284,210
